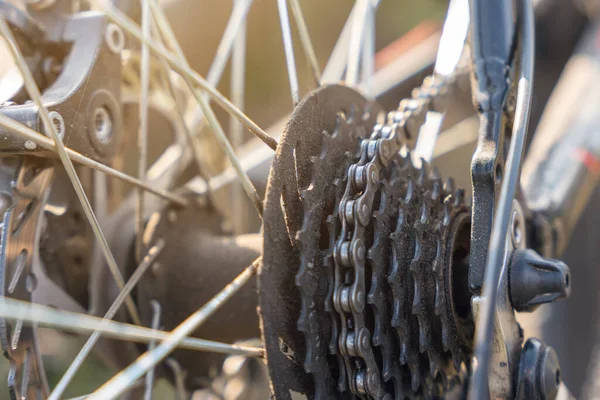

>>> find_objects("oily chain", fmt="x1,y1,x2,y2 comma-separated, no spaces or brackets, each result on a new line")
332,72,460,398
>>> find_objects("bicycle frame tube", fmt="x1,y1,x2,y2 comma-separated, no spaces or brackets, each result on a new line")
522,21,600,258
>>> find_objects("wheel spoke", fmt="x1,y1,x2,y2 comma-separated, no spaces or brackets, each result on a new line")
148,0,264,218
346,0,370,85
91,0,278,151
231,0,249,234
288,0,321,87
143,301,161,400
0,114,188,206
148,19,214,186
361,1,375,96
0,297,264,357
48,241,165,400
89,257,261,400
321,0,380,83
0,16,141,326
137,0,151,262
188,0,254,134
277,0,300,105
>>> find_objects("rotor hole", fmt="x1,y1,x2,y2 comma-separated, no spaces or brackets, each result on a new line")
556,370,561,385
12,200,36,236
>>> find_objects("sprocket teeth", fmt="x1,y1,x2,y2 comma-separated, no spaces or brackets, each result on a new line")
346,103,359,123
366,175,406,396
430,166,441,181
417,162,428,185
443,178,455,195
408,361,422,393
431,180,443,203
454,189,466,206
292,104,377,398
404,150,416,170
404,177,416,203
295,108,472,398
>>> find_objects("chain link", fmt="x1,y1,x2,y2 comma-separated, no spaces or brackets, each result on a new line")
331,72,459,397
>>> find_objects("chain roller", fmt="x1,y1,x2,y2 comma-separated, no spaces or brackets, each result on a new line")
331,72,460,398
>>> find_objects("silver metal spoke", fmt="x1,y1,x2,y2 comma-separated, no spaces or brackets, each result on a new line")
149,18,213,186
321,0,381,83
89,257,261,400
189,0,254,134
11,318,23,350
137,0,151,262
206,0,253,88
144,301,161,400
154,44,212,184
0,16,141,326
0,114,188,206
91,0,278,151
321,3,355,82
346,0,370,85
361,1,375,96
48,241,165,400
0,297,264,357
148,0,264,218
277,0,300,105
231,0,248,234
288,0,321,87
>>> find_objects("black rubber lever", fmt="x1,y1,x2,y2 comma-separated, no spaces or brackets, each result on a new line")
509,249,571,312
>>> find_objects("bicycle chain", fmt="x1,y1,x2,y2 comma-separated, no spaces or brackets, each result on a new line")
332,72,464,398
296,105,377,398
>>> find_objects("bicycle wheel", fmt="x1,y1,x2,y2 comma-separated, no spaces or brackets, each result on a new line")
0,0,573,399
0,0,455,398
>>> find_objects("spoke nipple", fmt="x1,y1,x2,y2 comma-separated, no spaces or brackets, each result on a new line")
509,249,571,312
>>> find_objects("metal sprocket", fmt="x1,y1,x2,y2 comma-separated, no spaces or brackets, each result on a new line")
260,84,381,400
260,83,475,399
